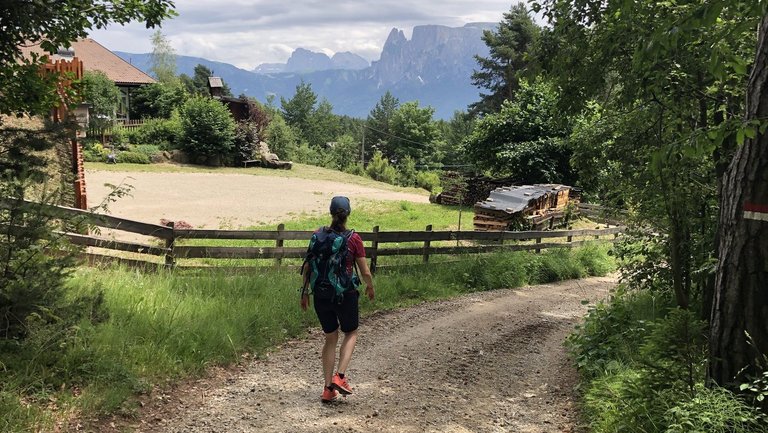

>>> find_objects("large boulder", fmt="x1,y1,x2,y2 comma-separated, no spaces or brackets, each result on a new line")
256,141,292,169
170,150,190,164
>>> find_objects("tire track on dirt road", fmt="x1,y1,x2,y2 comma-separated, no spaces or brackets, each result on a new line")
125,276,613,433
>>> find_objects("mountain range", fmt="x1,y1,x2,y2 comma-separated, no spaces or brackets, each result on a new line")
253,48,369,74
116,23,495,119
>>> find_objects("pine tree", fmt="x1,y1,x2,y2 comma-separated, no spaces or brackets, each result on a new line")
470,4,540,115
366,91,399,156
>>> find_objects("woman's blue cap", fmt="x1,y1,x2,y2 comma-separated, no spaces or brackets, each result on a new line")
330,196,351,215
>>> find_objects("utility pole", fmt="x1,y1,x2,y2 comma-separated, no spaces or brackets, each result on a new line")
361,126,366,166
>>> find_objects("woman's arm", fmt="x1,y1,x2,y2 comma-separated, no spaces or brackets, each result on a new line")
355,256,375,301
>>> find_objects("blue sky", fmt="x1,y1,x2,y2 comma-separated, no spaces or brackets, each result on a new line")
89,0,525,70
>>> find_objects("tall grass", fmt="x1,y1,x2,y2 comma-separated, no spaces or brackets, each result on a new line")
0,244,614,432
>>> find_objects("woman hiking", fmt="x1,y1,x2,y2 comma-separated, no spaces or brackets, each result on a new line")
300,196,375,403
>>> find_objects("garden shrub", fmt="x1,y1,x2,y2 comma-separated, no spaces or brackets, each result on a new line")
82,141,109,162
116,151,150,164
233,121,260,166
130,116,182,149
178,96,236,163
131,144,161,158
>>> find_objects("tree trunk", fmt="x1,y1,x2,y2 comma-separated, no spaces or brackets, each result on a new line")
709,15,768,387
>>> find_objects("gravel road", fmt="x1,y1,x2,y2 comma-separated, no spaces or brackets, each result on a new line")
86,170,429,228
109,276,613,433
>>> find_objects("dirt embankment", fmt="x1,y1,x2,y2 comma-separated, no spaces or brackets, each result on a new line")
103,276,613,433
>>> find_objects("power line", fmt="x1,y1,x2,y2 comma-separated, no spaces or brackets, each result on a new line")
362,124,433,148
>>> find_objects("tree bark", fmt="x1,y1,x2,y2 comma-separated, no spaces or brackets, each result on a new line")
709,15,768,387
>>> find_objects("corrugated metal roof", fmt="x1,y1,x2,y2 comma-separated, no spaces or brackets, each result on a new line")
19,38,155,85
475,184,571,214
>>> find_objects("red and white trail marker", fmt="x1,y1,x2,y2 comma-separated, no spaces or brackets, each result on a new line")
744,202,768,222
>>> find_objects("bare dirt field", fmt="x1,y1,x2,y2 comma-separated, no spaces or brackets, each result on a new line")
100,276,613,433
86,169,429,228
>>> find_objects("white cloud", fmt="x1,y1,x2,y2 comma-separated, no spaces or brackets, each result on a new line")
89,0,523,69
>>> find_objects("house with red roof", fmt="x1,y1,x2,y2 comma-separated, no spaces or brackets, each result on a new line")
20,38,155,121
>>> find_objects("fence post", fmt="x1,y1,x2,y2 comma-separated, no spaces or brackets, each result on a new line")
423,224,432,264
535,237,542,254
567,234,573,243
370,225,379,274
164,221,175,269
275,223,285,267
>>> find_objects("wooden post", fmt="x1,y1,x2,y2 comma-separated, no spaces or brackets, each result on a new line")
423,224,432,264
164,221,175,268
535,237,542,254
567,234,573,243
276,223,285,267
370,225,379,274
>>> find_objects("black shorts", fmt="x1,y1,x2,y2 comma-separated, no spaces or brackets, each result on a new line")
313,290,360,334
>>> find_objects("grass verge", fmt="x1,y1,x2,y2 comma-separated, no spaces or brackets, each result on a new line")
0,244,615,432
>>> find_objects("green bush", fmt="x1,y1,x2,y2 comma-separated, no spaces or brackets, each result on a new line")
327,134,361,171
179,96,236,162
345,163,367,177
116,151,150,164
130,144,161,158
568,289,668,378
291,142,323,165
82,141,110,162
129,116,182,149
366,151,399,184
109,127,129,146
416,171,441,192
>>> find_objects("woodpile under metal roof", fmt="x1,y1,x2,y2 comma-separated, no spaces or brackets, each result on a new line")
474,184,580,231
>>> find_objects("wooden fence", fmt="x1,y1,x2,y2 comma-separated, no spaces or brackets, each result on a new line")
5,199,625,272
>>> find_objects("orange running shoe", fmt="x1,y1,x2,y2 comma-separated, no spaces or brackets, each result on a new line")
331,373,353,395
321,386,338,403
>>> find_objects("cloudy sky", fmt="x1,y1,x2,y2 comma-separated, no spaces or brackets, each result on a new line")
90,0,523,70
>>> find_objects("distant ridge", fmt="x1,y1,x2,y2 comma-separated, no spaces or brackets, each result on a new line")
115,22,494,119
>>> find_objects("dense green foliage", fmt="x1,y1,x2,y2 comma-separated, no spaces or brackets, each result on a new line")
81,71,121,131
178,96,236,164
570,287,767,433
130,82,188,119
128,115,182,149
465,79,573,183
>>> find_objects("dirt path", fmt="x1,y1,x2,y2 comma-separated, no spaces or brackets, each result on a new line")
86,170,429,228
117,276,612,433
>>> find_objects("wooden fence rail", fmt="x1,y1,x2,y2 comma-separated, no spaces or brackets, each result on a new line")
5,199,625,271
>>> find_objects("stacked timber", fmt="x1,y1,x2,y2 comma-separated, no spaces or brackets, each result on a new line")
473,184,580,231
431,172,519,206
